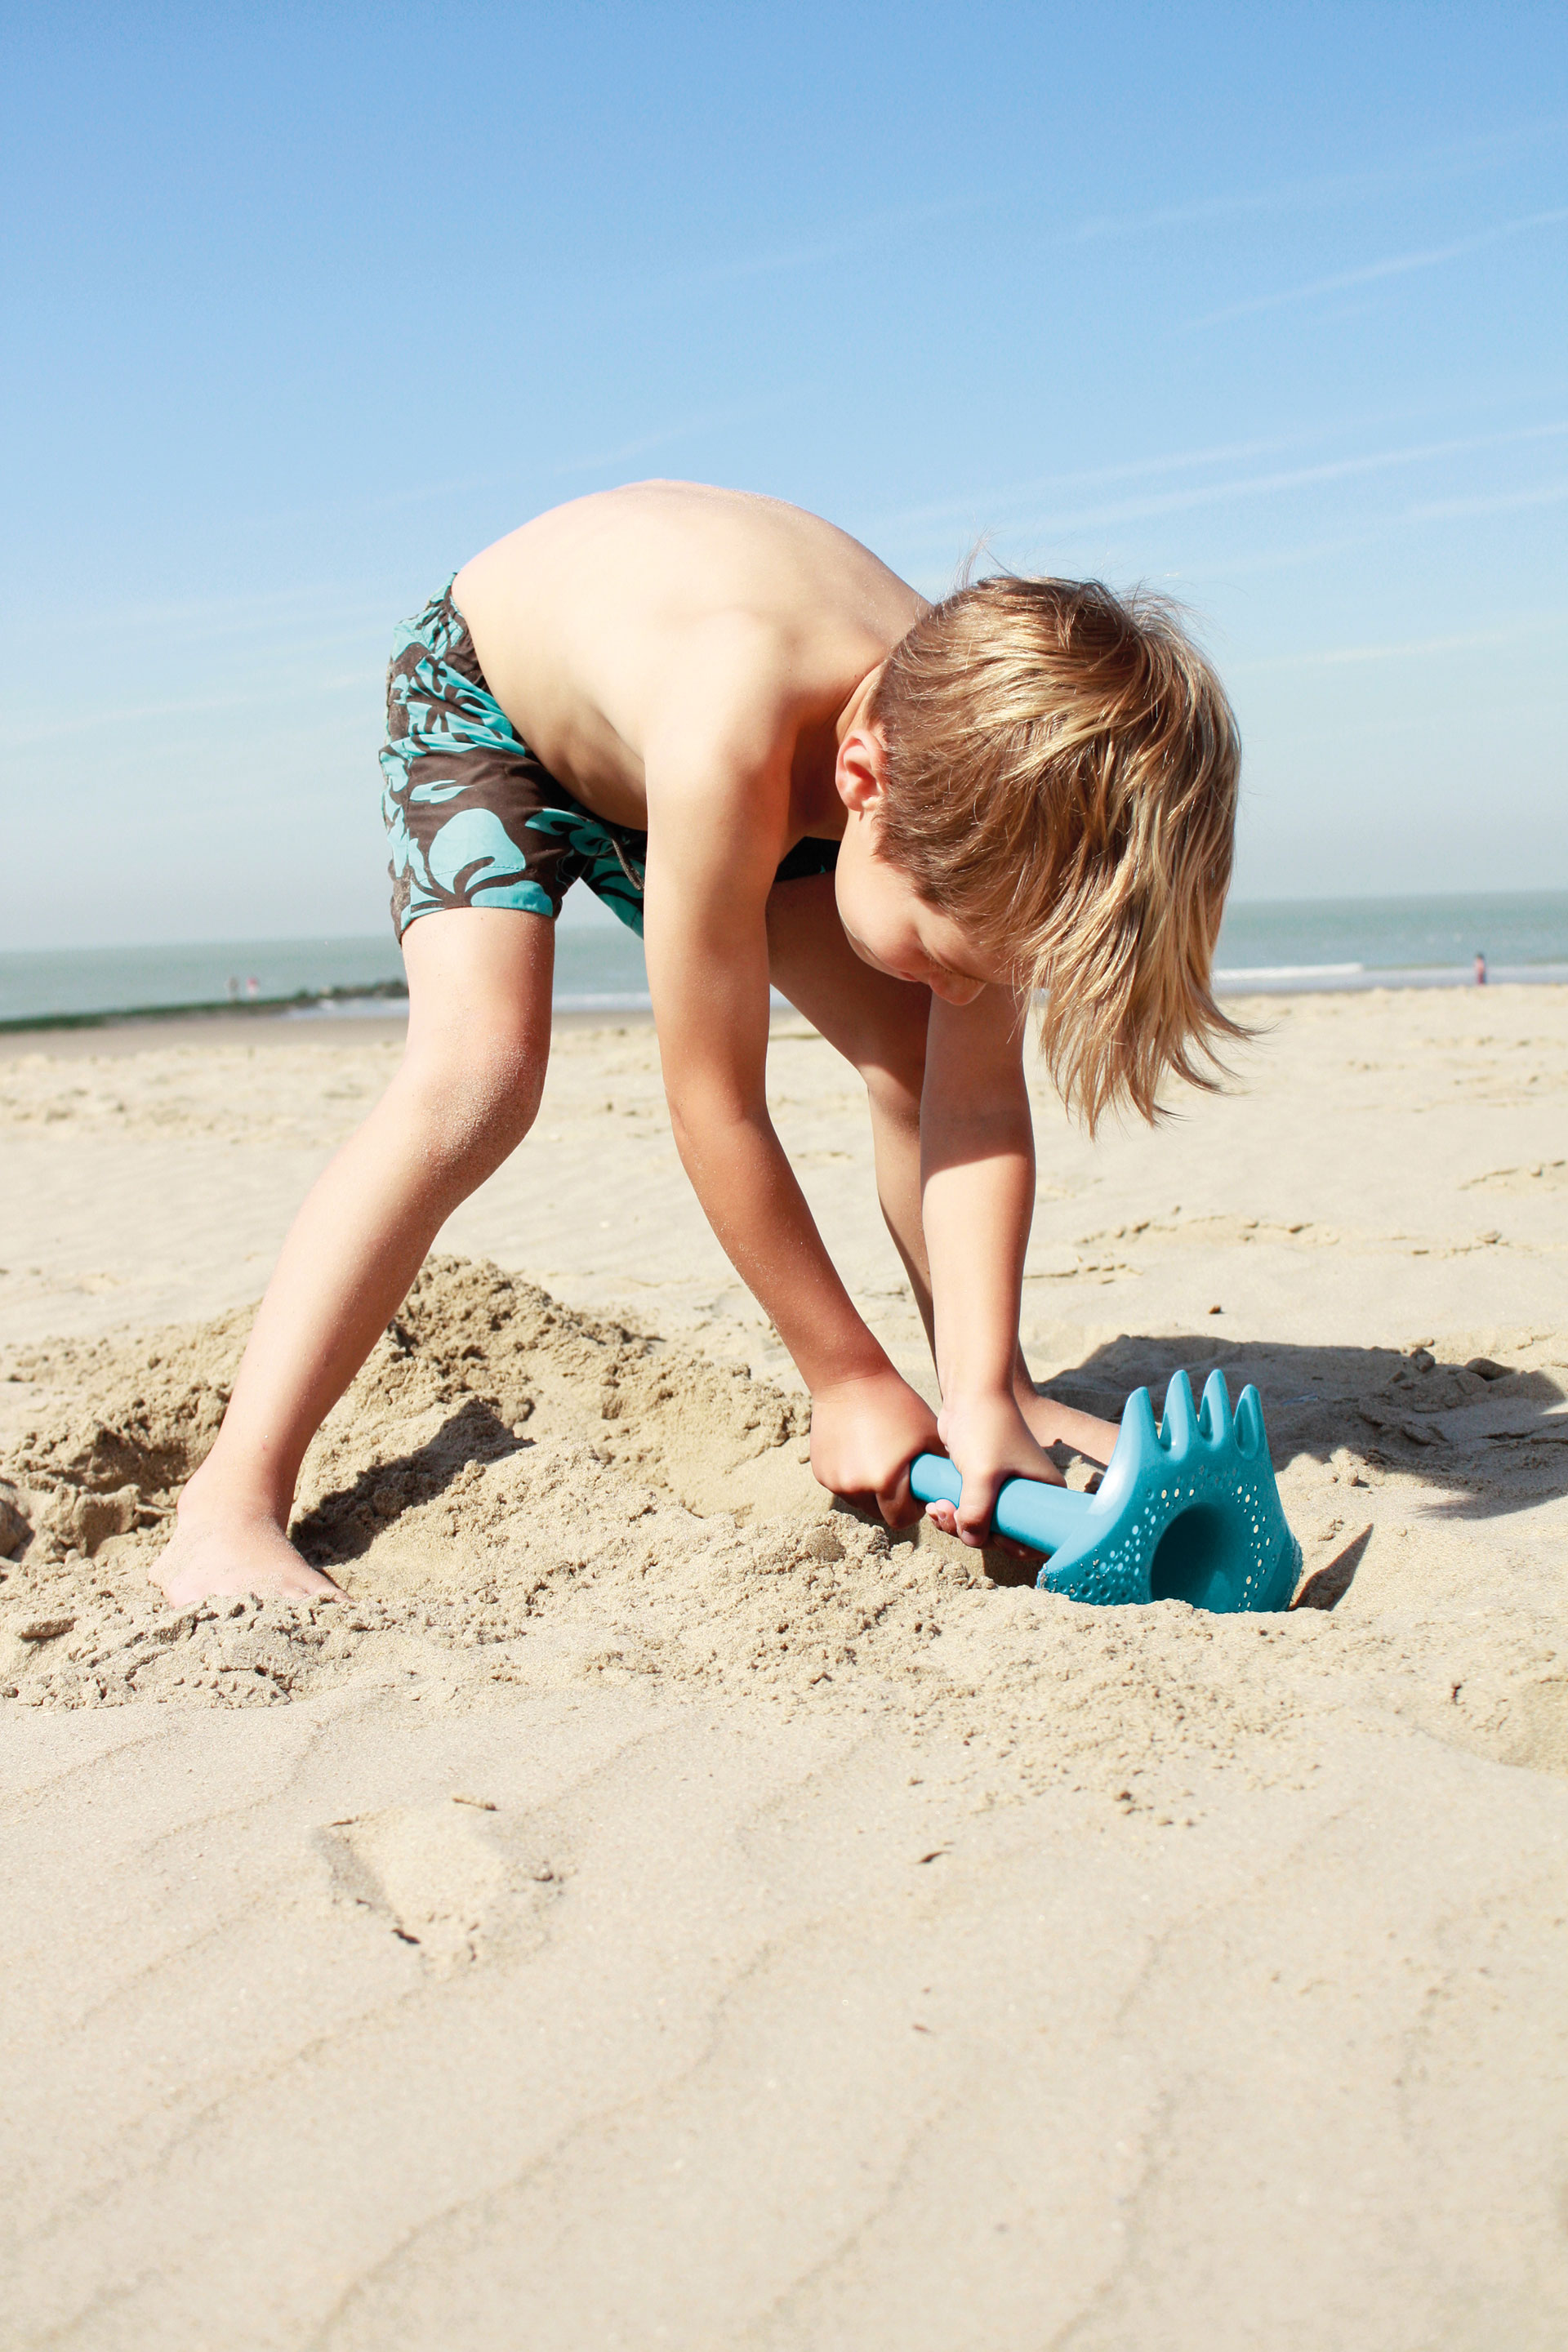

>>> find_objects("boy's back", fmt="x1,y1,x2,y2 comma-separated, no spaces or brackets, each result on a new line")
454,481,924,846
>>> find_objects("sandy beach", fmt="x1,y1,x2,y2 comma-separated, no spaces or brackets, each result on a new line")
2,985,1566,2348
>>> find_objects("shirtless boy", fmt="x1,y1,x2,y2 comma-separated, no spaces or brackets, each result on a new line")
156,482,1240,1605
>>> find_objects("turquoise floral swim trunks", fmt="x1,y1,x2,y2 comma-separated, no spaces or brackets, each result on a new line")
380,580,839,941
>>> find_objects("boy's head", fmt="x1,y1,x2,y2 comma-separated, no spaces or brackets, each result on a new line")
833,574,1242,1129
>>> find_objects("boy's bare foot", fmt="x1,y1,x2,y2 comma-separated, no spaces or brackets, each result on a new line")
1018,1391,1121,1468
152,1508,343,1607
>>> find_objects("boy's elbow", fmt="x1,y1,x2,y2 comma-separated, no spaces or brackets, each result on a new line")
864,1040,927,1125
664,1071,769,1159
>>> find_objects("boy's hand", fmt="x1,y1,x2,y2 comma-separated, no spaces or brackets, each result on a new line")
926,1390,1065,1548
808,1365,941,1529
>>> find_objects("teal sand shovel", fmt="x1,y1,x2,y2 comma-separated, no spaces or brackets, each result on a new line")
910,1369,1301,1613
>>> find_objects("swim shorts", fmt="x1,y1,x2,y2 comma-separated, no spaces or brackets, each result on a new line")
380,580,839,941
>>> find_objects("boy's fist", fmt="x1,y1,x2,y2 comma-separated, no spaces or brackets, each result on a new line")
927,1390,1065,1549
808,1365,941,1529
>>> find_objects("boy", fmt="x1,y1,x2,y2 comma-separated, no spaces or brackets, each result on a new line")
155,482,1239,1605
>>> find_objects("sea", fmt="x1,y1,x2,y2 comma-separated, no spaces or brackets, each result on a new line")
2,892,1566,1031
0,921,653,1030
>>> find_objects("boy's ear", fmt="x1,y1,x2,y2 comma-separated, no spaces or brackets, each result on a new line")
835,724,889,815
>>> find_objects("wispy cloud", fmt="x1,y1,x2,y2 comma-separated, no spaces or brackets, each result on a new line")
875,408,1568,550
11,670,370,746
1407,480,1568,520
1189,207,1568,327
35,583,387,641
1147,478,1568,586
1173,528,1399,584
875,432,1314,536
1232,611,1568,675
1060,118,1568,247
262,393,811,521
357,470,528,519
960,420,1568,546
639,193,988,308
606,125,1565,332
550,390,808,479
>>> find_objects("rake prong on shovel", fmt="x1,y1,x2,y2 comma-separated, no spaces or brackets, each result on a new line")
910,1369,1301,1613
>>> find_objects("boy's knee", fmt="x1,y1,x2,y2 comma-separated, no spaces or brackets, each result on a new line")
401,1027,546,1156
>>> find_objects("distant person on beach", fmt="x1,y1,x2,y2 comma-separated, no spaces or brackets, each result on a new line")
1475,951,1487,985
154,483,1241,1603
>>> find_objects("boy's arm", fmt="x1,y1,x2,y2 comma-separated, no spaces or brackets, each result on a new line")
640,727,938,1525
920,986,1065,1545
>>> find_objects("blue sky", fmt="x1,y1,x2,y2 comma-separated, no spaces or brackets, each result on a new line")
4,2,1565,948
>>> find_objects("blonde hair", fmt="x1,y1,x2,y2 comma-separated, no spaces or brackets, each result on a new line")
871,574,1243,1130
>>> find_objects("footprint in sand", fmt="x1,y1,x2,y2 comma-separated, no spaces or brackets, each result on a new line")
317,1797,567,1972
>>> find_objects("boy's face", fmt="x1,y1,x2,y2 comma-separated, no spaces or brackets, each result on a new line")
832,726,1004,1006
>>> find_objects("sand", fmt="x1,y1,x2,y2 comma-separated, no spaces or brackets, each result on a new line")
2,987,1566,2347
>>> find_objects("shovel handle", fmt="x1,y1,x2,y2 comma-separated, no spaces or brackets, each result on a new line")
909,1452,1093,1556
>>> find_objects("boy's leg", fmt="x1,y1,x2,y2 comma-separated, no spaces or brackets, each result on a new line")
154,910,555,1604
764,873,934,1334
765,876,1118,1468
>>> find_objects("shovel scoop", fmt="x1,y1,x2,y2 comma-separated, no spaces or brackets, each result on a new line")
910,1369,1301,1613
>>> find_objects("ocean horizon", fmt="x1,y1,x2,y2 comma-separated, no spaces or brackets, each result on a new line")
3,889,1566,1030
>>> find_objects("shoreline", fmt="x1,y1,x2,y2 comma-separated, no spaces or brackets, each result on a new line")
0,982,413,1039
0,1003,659,1061
3,972,1566,1056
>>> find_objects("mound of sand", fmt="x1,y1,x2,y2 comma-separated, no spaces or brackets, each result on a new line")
4,1256,1564,1810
